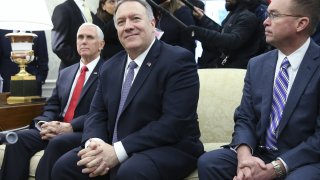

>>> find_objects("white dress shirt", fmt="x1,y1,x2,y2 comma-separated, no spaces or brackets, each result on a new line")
63,56,100,117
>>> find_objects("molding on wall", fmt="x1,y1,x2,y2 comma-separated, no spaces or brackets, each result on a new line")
42,80,56,97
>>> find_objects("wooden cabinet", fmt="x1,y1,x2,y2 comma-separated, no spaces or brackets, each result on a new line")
0,102,44,131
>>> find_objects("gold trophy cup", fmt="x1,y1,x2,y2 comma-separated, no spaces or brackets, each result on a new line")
6,32,40,104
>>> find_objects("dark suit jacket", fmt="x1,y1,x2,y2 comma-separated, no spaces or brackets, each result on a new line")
193,4,261,69
231,40,320,170
51,0,84,69
83,40,204,168
0,29,48,95
157,6,196,55
30,58,105,132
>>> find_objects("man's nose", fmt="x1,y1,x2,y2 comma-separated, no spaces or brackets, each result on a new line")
123,20,134,30
263,17,271,27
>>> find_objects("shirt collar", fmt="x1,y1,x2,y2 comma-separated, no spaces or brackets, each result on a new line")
74,0,84,5
80,56,100,73
126,38,156,68
74,0,85,11
278,38,310,71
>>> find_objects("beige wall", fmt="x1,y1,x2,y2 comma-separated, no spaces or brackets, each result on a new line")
42,0,99,97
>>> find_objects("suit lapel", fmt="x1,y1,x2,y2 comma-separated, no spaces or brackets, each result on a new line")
68,0,85,23
110,54,128,120
259,51,278,136
77,58,104,103
121,40,160,114
278,41,320,135
61,64,79,109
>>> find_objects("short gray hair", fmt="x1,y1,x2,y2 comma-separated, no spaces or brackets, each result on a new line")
77,23,104,40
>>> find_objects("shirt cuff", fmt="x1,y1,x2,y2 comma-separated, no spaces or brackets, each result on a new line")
114,141,129,163
232,144,254,154
277,157,289,173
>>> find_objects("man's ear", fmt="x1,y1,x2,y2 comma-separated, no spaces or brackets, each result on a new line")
296,17,310,33
100,40,105,50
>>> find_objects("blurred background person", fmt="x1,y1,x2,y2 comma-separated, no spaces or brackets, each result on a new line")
0,29,48,96
51,0,93,70
311,23,320,46
155,0,196,55
93,0,124,60
188,0,205,26
188,0,261,68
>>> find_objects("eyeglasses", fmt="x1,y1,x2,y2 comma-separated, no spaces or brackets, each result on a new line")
266,12,303,20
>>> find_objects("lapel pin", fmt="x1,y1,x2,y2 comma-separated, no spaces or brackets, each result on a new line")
147,62,152,67
93,72,98,74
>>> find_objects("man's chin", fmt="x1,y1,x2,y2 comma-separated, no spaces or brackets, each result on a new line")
124,41,140,49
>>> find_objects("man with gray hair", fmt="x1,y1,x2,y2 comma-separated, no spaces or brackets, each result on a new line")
0,23,105,180
51,0,204,179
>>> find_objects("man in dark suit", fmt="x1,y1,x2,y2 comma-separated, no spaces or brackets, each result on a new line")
51,0,93,70
51,0,204,179
0,23,105,180
189,0,261,69
197,0,320,179
0,29,48,96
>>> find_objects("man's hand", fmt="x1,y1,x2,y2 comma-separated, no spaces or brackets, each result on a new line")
40,121,73,140
192,6,204,20
234,145,267,180
77,140,120,177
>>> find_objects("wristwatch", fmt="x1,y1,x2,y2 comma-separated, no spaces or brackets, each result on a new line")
271,160,285,178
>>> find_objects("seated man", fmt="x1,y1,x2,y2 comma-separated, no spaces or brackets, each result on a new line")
0,23,105,180
51,0,204,179
197,0,320,179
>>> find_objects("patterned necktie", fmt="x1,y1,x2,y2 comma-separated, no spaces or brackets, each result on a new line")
112,61,138,143
265,57,290,150
82,1,92,23
64,66,88,123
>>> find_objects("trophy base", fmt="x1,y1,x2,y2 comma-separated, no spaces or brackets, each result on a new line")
10,76,38,97
8,75,40,104
7,96,41,104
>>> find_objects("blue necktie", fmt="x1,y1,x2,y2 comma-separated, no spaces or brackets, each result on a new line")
265,57,290,150
112,61,138,143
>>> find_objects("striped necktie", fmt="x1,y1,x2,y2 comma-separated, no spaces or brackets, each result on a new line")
265,57,290,150
112,61,138,143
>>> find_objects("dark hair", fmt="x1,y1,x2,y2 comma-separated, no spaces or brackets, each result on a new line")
114,0,154,21
96,0,113,23
290,0,320,34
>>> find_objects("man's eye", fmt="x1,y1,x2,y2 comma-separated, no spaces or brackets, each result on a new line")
117,21,124,26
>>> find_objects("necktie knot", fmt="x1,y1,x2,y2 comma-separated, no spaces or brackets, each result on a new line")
281,57,290,70
128,61,138,70
81,66,88,73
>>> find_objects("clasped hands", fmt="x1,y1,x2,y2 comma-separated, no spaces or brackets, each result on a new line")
77,139,120,177
40,121,73,140
234,145,277,180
